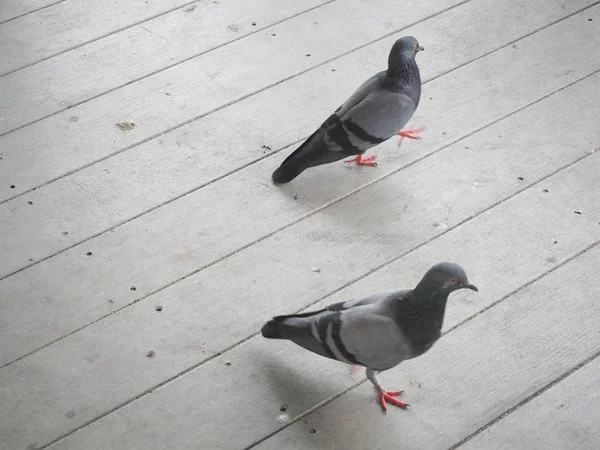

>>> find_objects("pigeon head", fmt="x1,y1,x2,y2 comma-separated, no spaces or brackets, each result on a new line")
419,262,478,294
388,36,424,70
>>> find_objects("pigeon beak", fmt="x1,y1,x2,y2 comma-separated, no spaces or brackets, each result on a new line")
417,45,425,52
463,283,478,292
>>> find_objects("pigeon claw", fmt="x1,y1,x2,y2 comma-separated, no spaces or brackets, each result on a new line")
377,388,409,412
345,154,378,166
396,127,424,147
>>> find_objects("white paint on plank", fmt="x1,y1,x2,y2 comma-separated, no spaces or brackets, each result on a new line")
39,168,600,450
254,245,600,450
459,357,600,450
0,0,329,133
1,9,599,362
0,0,214,75
0,0,466,200
0,0,596,275
2,77,600,449
0,0,64,24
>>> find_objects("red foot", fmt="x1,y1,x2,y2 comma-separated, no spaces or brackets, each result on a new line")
396,127,424,147
345,154,377,166
376,387,409,412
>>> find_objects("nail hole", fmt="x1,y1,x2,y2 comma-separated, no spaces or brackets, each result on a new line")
309,429,317,434
331,68,336,72
224,361,231,366
28,258,34,262
280,404,289,412
270,33,276,36
201,342,207,348
589,18,593,21
155,305,163,312
147,351,155,358
517,177,524,181
86,251,92,256
543,189,548,193
574,211,582,215
553,240,558,244
10,185,15,189
251,21,257,26
306,53,311,57
27,201,33,205
130,286,137,291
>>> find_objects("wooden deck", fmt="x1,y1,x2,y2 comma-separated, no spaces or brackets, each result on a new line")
1,0,599,448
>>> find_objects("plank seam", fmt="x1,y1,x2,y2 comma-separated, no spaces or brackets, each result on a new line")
448,349,600,450
2,68,598,372
0,0,337,135
243,240,600,450
0,0,67,25
35,157,600,449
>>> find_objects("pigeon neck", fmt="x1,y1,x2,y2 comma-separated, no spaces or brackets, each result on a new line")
395,287,449,356
386,57,419,82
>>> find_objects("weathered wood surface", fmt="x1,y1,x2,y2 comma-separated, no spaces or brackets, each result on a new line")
1,0,599,449
0,0,464,201
0,0,208,75
0,0,64,23
0,0,329,134
3,61,600,450
41,155,600,449
1,5,598,365
459,357,600,450
0,0,593,276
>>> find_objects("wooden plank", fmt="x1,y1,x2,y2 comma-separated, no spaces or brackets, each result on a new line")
0,0,64,24
3,70,600,450
0,0,215,75
254,244,600,450
39,150,600,450
1,7,599,362
0,0,595,274
0,0,465,201
0,0,329,134
459,357,600,450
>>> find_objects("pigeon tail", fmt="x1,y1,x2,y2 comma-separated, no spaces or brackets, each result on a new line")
260,318,287,339
271,164,305,184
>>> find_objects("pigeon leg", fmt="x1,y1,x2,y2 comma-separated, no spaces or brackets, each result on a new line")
366,369,409,412
396,127,424,147
345,154,377,166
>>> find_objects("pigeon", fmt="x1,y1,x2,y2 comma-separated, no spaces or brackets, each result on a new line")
271,36,424,184
261,262,477,411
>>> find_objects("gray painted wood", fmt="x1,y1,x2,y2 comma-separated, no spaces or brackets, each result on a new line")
3,79,600,449
0,0,63,23
41,163,600,450
0,0,465,201
1,10,599,364
254,244,600,450
0,0,329,133
0,0,591,276
0,0,207,75
459,357,600,450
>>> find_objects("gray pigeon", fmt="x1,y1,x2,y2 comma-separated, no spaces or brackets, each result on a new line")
261,262,477,411
271,36,424,184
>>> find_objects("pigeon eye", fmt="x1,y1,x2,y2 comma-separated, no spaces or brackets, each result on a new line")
448,277,457,283
412,44,417,51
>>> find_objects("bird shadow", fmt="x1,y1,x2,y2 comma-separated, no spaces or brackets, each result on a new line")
252,346,359,415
